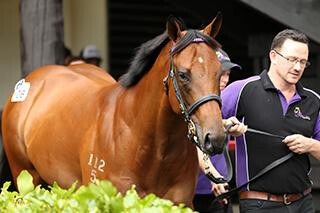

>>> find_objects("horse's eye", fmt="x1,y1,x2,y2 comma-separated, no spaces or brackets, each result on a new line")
178,71,189,82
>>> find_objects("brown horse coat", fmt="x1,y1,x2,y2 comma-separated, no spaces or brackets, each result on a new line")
2,15,225,207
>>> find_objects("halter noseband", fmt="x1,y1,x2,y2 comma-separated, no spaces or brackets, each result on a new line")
163,30,222,153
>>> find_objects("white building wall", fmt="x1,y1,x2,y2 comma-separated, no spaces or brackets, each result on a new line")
0,0,108,109
63,0,108,69
0,0,21,109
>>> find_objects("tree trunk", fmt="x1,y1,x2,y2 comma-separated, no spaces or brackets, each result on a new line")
20,0,64,77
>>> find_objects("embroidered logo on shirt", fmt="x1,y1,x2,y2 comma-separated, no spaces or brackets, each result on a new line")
294,107,310,120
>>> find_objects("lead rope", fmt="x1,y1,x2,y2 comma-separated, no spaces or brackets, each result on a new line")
209,127,296,208
203,124,233,184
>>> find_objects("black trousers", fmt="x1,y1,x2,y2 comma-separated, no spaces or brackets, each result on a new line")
193,194,233,213
239,193,315,213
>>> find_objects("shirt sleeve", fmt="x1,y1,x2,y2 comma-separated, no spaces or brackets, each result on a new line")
313,112,320,140
221,80,246,119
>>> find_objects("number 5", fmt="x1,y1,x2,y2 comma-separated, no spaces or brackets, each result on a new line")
90,169,97,183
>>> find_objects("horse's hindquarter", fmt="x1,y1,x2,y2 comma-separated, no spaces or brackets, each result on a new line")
4,65,116,187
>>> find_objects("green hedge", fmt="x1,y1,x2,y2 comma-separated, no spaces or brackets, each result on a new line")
0,170,195,212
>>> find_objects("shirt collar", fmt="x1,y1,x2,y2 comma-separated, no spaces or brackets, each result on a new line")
260,70,307,99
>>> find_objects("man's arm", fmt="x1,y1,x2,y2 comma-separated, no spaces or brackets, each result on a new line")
282,112,320,160
283,136,320,160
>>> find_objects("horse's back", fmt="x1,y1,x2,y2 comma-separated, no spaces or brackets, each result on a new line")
67,63,116,85
4,64,116,136
1,64,117,187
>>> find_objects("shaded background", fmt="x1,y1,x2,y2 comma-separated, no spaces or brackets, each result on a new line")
0,0,320,211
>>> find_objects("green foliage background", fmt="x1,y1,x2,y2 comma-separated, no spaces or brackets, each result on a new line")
0,171,195,212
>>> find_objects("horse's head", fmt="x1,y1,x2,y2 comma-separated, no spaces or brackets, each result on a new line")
164,13,225,155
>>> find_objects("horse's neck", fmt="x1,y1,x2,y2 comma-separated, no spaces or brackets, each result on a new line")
116,48,190,154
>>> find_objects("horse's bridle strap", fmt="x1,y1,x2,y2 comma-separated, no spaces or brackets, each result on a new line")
163,29,222,154
188,94,222,115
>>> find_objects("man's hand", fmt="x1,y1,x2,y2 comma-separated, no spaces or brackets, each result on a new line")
223,116,247,137
282,134,313,154
211,181,229,205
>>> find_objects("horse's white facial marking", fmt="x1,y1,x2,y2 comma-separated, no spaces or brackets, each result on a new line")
197,57,205,78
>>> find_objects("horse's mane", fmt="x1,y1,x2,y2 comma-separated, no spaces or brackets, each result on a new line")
119,32,169,87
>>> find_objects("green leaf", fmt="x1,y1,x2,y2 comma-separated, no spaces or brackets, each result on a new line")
97,180,117,197
17,170,35,196
109,197,124,212
49,181,77,200
0,181,11,192
123,185,140,209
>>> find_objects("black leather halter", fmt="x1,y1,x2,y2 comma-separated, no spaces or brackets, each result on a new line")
163,30,222,153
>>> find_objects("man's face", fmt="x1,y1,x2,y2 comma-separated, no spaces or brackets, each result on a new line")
272,39,309,85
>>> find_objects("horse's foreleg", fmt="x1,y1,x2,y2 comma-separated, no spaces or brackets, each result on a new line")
164,187,195,208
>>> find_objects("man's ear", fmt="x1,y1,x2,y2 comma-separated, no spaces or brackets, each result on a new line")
202,12,222,39
270,50,277,65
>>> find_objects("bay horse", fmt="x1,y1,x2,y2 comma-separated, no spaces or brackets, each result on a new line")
1,14,226,207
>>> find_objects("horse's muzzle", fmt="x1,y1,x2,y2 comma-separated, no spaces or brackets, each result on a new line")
203,132,226,155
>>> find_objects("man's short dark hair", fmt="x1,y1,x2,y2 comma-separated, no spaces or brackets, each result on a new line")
270,29,309,50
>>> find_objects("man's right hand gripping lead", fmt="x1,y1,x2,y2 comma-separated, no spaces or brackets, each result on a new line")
223,116,247,137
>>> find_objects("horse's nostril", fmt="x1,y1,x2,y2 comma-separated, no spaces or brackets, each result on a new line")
204,132,225,154
204,133,214,152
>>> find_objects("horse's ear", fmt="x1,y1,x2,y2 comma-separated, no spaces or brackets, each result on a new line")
202,12,222,38
166,15,184,42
